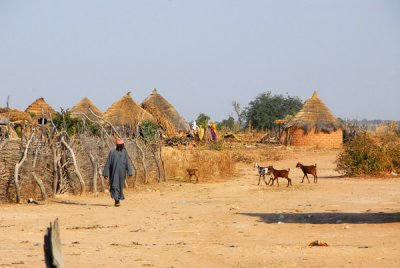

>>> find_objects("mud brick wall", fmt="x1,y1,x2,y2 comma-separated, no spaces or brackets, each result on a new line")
290,128,343,149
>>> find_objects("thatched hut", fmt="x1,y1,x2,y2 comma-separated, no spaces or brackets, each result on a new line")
0,114,9,125
142,89,189,133
141,102,176,137
70,97,103,120
104,92,154,127
284,91,342,148
25,97,56,119
0,108,31,123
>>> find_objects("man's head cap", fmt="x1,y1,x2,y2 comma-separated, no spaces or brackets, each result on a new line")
116,138,124,145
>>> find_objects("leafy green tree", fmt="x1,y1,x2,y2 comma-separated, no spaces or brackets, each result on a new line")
244,91,303,130
53,111,80,136
217,116,235,131
196,113,210,128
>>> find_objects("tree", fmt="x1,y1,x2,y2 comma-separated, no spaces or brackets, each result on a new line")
217,116,236,131
244,91,303,130
232,101,245,128
196,113,210,128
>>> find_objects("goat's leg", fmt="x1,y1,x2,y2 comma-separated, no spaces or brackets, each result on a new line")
305,174,310,183
258,175,261,185
275,178,279,187
301,174,306,183
286,177,292,187
195,174,199,183
262,174,269,186
314,174,317,183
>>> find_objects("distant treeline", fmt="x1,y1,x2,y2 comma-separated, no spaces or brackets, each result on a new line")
341,119,400,131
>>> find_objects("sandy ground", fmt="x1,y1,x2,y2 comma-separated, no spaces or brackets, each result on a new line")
1,149,400,268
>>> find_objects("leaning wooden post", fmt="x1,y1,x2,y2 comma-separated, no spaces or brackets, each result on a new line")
44,218,64,268
32,146,46,200
14,132,34,203
61,136,85,194
88,153,98,194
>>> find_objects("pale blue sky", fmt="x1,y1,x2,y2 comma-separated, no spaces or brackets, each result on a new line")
0,0,399,121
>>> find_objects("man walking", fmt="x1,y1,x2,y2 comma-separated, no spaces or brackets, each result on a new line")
103,138,133,207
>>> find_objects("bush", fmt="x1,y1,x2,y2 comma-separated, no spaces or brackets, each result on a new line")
336,133,394,176
140,120,158,143
53,111,80,136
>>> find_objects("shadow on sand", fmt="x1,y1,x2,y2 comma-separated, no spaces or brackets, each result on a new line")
52,200,112,207
238,212,400,224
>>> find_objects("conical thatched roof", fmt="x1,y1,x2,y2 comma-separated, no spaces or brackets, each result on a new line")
25,97,56,118
141,101,176,137
142,89,189,132
104,92,154,126
285,91,341,133
0,114,9,125
0,108,31,122
70,97,103,120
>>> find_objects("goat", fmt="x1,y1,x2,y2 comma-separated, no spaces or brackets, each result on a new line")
254,163,273,186
296,163,317,183
186,168,199,183
267,166,292,187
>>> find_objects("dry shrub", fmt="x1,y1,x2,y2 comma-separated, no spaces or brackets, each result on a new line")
336,132,400,176
163,146,235,181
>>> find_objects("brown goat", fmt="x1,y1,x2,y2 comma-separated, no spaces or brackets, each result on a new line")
267,166,292,187
296,163,317,183
186,168,199,183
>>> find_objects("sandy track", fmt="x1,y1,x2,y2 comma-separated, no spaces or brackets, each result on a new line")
1,150,399,267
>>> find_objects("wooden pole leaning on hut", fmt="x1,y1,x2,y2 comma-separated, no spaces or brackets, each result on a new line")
32,145,46,200
88,153,99,194
14,131,34,203
44,218,64,268
61,136,85,195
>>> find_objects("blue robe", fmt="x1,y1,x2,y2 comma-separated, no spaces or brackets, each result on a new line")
103,149,133,201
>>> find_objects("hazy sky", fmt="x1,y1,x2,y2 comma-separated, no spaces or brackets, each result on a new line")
0,0,399,121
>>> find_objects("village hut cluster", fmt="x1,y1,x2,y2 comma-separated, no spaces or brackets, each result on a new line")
0,89,343,203
0,90,189,203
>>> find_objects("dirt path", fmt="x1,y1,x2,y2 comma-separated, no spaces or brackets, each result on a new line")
1,150,399,267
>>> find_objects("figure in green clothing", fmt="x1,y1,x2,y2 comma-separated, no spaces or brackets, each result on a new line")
103,138,132,207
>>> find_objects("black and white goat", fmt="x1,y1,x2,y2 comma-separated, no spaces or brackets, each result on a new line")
254,163,273,185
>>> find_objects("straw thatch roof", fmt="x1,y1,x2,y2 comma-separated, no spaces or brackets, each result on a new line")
141,101,176,137
70,97,103,120
0,115,9,125
25,97,56,118
142,89,189,132
285,91,341,133
104,92,154,126
0,108,31,122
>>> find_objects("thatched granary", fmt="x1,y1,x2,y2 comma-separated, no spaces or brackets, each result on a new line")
141,101,177,137
70,97,103,120
284,91,342,148
0,114,9,125
142,89,189,132
104,92,154,127
0,108,31,123
25,97,56,119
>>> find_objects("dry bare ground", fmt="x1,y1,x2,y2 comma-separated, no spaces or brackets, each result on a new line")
0,149,399,267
